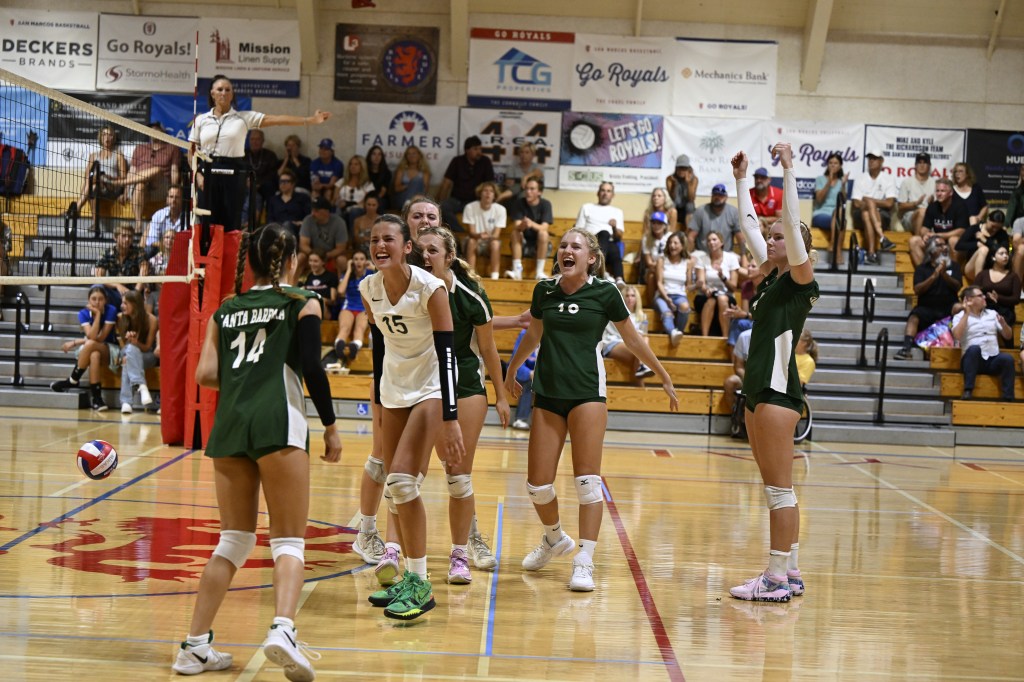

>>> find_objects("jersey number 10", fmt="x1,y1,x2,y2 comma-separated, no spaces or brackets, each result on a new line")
229,329,267,368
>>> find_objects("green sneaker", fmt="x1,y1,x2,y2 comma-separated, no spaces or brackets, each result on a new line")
368,573,408,607
383,572,435,621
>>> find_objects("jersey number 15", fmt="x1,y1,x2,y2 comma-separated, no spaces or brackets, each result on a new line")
229,329,267,368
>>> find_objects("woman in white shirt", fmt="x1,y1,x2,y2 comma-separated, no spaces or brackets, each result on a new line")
694,231,741,336
654,231,694,346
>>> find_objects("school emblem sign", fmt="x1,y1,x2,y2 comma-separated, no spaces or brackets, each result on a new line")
335,23,439,104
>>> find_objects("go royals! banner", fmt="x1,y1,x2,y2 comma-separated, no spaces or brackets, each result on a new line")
335,24,439,105
467,28,573,111
864,125,965,177
355,103,459,187
662,116,765,197
96,14,196,93
570,34,673,115
198,18,301,98
0,9,98,91
673,39,777,120
558,111,664,192
767,121,864,198
459,108,562,189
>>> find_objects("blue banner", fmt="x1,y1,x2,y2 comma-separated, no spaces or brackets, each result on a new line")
150,93,252,141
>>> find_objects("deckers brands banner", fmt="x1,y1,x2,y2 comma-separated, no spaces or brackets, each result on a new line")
558,111,664,192
0,9,98,91
965,128,1024,206
768,121,863,198
355,103,459,189
459,108,562,190
336,24,439,104
198,18,301,98
864,125,964,176
662,117,765,197
97,14,196,93
467,28,573,111
570,34,673,115
673,39,777,119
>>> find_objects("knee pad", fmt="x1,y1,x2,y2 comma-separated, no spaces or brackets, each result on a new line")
364,455,386,485
386,472,420,505
212,530,256,569
269,536,305,564
764,485,797,510
526,481,556,505
446,473,473,499
575,475,604,505
382,484,397,515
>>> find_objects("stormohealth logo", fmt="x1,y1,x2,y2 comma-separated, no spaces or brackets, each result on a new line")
494,48,551,86
388,110,429,133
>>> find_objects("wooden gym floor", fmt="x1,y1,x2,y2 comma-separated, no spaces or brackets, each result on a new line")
1,406,1022,681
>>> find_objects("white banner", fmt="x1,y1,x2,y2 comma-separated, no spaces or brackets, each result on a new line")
768,120,864,197
198,18,301,98
0,9,98,90
467,28,574,111
662,117,765,197
97,14,196,92
864,124,965,177
355,103,460,193
673,39,777,119
459,108,562,189
570,34,673,115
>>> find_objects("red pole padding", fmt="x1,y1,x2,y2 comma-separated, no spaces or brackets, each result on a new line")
158,230,193,446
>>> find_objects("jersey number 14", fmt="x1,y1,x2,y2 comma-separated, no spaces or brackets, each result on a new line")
229,329,267,368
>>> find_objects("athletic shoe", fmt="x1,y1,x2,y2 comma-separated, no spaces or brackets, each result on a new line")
347,342,361,364
893,347,914,361
171,632,233,675
865,252,879,265
374,545,401,586
503,269,522,281
121,402,133,414
880,237,896,251
511,419,530,431
383,572,435,621
368,574,409,607
447,548,472,584
569,554,595,592
352,530,385,564
634,363,655,379
729,570,791,602
522,531,575,571
90,395,107,411
262,623,319,682
536,271,548,280
787,569,805,597
669,329,683,348
50,377,78,393
490,272,499,280
138,384,153,406
468,531,498,570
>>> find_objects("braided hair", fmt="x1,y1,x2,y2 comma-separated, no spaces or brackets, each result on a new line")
235,223,303,299
418,225,482,293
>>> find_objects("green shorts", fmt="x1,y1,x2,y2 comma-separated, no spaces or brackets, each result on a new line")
534,394,606,419
205,440,310,461
744,388,804,415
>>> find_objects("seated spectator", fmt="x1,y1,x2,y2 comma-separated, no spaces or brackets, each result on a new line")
310,138,343,204
351,193,379,256
50,284,118,411
277,134,312,192
142,185,185,253
751,166,783,231
507,177,551,280
723,327,751,410
643,187,678,240
813,153,847,264
94,222,149,308
851,149,897,264
953,286,1015,401
894,236,963,360
365,145,392,208
952,162,988,226
653,231,693,347
332,250,374,368
267,170,311,236
245,129,280,222
601,284,655,384
666,154,698,231
896,152,935,236
298,196,348,275
694,232,741,337
973,244,1021,326
462,181,506,279
111,122,180,235
961,210,1010,281
439,135,495,232
689,183,741,254
499,142,543,204
796,328,817,386
335,155,375,226
510,327,538,430
392,145,431,212
76,126,128,233
116,289,158,414
145,227,176,315
908,178,969,267
639,210,671,302
300,250,339,319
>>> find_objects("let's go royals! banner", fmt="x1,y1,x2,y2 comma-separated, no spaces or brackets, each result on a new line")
459,108,562,189
571,35,673,115
97,14,197,93
355,103,459,186
767,121,863,198
558,111,664,192
467,28,573,112
673,39,777,120
0,9,98,91
198,18,301,98
662,117,764,197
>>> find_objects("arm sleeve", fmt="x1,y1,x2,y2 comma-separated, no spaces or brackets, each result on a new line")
296,314,336,427
781,168,807,267
736,179,767,266
370,323,384,405
434,331,458,421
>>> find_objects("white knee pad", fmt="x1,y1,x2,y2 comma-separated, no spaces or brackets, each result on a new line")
575,475,604,505
364,455,386,485
212,530,256,569
526,481,556,505
446,473,473,499
764,485,798,510
383,484,398,515
386,472,420,505
270,537,305,563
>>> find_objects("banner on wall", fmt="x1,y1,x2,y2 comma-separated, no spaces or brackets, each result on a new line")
355,103,459,186
673,39,777,119
96,14,196,93
467,28,574,111
150,93,250,141
965,128,1024,206
864,125,965,177
335,24,439,104
767,121,863,198
662,117,764,197
197,18,301,98
48,92,150,168
0,9,98,91
570,34,673,115
459,108,561,190
557,111,664,192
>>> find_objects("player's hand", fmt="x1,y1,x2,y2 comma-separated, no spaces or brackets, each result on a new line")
662,380,679,411
772,143,793,169
495,397,511,429
438,420,465,465
504,374,522,401
731,151,748,179
321,424,342,463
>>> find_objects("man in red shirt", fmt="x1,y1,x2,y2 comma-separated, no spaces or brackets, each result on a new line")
112,122,181,235
750,166,783,230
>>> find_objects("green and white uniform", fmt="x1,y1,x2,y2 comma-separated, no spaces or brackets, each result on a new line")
205,285,317,459
530,275,629,400
743,269,819,411
448,277,493,399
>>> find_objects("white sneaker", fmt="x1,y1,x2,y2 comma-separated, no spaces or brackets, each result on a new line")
669,329,683,348
171,634,233,675
569,554,595,592
490,272,499,280
121,402,133,414
263,623,319,682
138,384,153,406
536,270,547,279
503,269,523,281
352,530,386,564
522,531,575,571
511,419,530,431
468,530,497,570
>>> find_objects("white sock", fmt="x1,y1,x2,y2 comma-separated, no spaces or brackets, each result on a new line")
351,340,363,351
512,258,523,272
272,616,295,630
360,515,377,534
186,632,210,647
536,260,547,275
543,522,563,546
788,543,799,572
452,543,468,555
408,556,428,580
578,539,597,558
768,550,790,578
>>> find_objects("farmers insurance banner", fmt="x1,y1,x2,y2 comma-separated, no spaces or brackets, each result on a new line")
459,108,562,190
0,9,98,91
864,125,964,177
198,18,301,98
336,24,439,105
558,111,664,193
467,28,573,111
965,128,1024,206
355,103,459,190
97,14,196,93
767,121,863,199
570,34,673,115
673,39,777,119
662,116,764,198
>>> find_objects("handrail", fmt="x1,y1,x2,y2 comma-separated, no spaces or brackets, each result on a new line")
857,278,876,367
874,328,890,423
87,159,101,238
37,246,54,331
64,201,79,277
828,191,848,273
843,231,859,317
10,291,30,386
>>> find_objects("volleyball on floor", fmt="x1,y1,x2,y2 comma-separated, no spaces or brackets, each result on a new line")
77,440,118,480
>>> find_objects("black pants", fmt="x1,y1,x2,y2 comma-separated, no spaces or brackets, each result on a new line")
596,231,623,280
961,345,1016,399
198,158,250,233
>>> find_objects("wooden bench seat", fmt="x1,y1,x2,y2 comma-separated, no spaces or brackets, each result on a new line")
98,365,161,390
951,400,1024,426
930,347,1022,372
938,372,1024,400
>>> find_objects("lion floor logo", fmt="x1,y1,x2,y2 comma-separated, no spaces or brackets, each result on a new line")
494,48,551,86
382,38,434,92
388,110,429,134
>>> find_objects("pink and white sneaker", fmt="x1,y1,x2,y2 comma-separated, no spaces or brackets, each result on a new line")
374,546,401,586
446,548,472,584
729,570,791,602
787,569,805,596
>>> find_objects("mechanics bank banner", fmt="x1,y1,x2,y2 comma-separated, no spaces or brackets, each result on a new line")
0,9,98,91
198,18,301,98
96,14,196,93
570,34,673,115
467,28,573,111
673,39,777,120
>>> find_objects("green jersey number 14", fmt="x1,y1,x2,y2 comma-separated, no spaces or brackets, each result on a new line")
229,329,268,368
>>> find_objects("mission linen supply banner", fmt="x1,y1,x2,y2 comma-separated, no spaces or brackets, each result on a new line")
355,103,459,190
662,116,764,198
864,125,964,177
467,28,573,111
768,121,863,199
570,34,673,115
673,39,777,119
0,9,98,91
96,14,196,93
198,18,301,98
558,111,664,193
965,128,1024,206
459,108,562,190
335,24,439,104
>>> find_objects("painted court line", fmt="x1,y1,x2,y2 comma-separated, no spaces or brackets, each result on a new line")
50,444,165,497
477,497,504,677
236,579,320,682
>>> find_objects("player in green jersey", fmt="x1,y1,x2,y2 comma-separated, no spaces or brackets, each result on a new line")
504,227,678,592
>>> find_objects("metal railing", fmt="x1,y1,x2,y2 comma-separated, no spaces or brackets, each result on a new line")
37,246,54,332
842,232,860,317
857,278,876,367
64,201,80,277
873,328,890,423
9,291,30,386
828,191,848,273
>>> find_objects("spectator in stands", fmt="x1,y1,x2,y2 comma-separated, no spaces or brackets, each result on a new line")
575,181,625,283
116,289,158,414
351,193,379,257
960,209,1010,281
723,327,751,410
94,222,149,307
300,250,339,320
246,129,279,221
310,138,343,204
463,181,506,279
76,125,128,230
277,134,312,192
439,136,495,232
509,328,537,431
506,177,552,281
751,167,783,231
952,162,988,226
894,235,963,360
1005,164,1024,230
298,196,348,276
112,122,180,236
689,183,741,254
973,244,1021,326
392,145,430,212
639,210,671,303
1014,218,1024,282
908,178,969,267
335,155,375,227
499,142,543,204
143,185,185,253
666,154,698,231
365,145,392,208
896,152,935,236
953,286,1016,401
643,187,678,241
813,153,847,263
332,250,373,368
851,149,898,264
146,227,176,315
267,169,311,236
694,231,741,337
50,284,118,411
653,231,693,347
795,328,817,386
602,284,655,385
